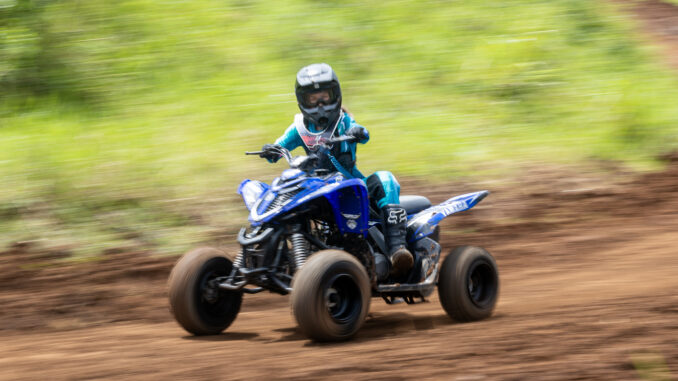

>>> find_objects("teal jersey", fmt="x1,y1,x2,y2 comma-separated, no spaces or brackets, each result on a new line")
274,112,369,178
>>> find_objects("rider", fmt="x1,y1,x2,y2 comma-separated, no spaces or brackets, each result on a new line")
259,63,413,276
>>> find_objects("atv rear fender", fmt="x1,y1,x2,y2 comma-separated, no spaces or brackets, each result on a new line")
407,190,489,242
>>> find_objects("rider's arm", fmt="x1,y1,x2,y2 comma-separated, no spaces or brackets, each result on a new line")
274,123,303,151
264,123,303,163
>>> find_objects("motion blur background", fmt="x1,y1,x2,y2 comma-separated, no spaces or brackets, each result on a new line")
3,0,678,258
2,1,678,379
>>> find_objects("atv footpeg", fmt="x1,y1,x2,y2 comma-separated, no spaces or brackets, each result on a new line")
381,295,428,305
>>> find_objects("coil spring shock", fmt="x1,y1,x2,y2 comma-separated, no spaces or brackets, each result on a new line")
233,248,244,269
290,233,309,270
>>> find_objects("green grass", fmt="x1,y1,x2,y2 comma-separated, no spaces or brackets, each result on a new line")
2,0,678,256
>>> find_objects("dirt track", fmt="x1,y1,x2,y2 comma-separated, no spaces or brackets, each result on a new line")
2,158,678,380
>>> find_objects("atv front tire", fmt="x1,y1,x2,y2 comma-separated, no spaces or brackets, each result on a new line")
168,247,242,335
291,250,371,342
438,246,499,322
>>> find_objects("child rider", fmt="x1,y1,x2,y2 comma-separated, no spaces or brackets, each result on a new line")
259,63,413,276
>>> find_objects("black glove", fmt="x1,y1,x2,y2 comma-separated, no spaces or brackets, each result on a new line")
260,144,282,162
345,126,369,141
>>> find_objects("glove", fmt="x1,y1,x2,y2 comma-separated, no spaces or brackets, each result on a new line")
345,126,369,142
260,144,282,162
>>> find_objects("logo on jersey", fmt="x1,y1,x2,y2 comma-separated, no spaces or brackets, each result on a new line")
300,134,330,150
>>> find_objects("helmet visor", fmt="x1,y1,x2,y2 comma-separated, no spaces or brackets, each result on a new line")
301,89,336,107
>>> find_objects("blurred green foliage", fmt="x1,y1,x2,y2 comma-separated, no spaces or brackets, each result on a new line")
2,0,678,256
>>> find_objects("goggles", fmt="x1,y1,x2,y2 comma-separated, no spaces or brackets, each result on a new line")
301,89,337,107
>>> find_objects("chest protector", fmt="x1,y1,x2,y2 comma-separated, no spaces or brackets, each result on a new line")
294,113,356,175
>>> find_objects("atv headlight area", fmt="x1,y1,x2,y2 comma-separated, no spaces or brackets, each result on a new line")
238,179,269,210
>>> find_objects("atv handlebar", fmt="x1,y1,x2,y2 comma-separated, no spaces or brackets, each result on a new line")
245,135,358,164
246,145,293,164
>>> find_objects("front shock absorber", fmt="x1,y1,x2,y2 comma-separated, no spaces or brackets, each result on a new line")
233,248,244,269
290,233,309,270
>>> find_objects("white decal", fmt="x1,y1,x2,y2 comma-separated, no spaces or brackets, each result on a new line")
341,213,360,220
439,201,467,216
387,208,407,224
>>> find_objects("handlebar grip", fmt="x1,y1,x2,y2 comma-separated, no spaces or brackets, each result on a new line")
328,135,358,144
245,151,264,155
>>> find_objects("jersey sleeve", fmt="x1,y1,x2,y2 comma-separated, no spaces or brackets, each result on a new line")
274,123,303,151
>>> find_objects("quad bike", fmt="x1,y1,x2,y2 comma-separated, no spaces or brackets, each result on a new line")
168,136,499,341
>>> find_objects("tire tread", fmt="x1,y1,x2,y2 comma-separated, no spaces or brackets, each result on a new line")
438,246,499,322
168,247,242,335
291,250,371,341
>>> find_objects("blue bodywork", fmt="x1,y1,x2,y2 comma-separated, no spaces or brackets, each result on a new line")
239,173,370,235
238,171,488,241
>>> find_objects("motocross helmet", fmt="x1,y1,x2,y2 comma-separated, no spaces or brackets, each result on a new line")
295,63,342,130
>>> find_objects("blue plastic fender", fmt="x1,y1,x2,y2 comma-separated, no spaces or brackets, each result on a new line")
407,190,489,242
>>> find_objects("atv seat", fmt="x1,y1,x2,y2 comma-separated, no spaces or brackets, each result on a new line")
400,195,432,215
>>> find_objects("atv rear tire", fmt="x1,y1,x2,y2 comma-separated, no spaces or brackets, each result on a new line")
291,250,371,342
431,225,440,243
168,247,242,335
438,246,499,322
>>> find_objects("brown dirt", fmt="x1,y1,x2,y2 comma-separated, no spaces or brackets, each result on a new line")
1,158,678,380
625,0,678,70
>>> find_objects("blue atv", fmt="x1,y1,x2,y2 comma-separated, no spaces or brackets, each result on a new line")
168,136,499,341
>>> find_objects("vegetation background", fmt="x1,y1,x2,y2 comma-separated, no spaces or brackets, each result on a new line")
2,0,678,258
